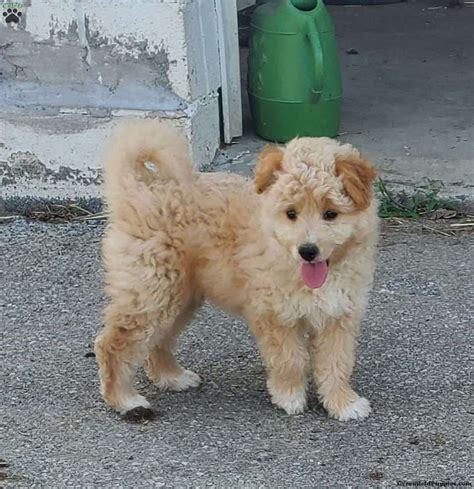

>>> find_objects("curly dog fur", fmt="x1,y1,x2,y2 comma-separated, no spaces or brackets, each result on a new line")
95,119,379,421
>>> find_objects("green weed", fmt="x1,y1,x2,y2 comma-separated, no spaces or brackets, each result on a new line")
376,178,459,219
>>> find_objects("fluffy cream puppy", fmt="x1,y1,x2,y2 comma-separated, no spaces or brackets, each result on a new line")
95,119,378,422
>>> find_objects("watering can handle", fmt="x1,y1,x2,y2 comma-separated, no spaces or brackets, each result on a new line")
307,22,324,102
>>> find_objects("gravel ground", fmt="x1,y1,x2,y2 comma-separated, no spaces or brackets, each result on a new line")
1,220,473,488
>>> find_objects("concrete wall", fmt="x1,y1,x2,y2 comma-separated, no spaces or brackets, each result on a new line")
0,0,222,200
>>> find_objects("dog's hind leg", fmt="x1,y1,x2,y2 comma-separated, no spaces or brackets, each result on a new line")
95,303,188,421
95,230,190,420
94,307,158,421
144,299,202,391
96,299,193,421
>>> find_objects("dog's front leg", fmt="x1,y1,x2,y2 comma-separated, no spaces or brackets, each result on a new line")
310,316,371,421
249,315,308,415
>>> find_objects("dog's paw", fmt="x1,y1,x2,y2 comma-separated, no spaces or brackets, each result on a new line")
119,395,151,414
155,369,201,392
270,389,307,415
330,397,372,422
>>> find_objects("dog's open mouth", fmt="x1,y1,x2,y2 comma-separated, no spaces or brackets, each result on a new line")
301,260,329,289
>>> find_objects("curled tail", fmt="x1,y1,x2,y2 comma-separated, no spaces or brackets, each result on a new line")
103,119,194,211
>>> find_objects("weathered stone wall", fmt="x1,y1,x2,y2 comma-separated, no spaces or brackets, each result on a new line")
0,0,222,201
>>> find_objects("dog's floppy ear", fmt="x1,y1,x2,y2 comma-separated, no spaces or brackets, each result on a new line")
254,146,283,194
335,154,377,209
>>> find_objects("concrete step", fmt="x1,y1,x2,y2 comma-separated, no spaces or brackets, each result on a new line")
0,85,220,200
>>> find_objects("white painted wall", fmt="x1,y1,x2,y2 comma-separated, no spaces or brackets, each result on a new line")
0,0,234,201
22,0,218,101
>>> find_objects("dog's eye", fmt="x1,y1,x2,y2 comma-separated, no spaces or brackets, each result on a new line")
286,209,297,221
323,209,338,221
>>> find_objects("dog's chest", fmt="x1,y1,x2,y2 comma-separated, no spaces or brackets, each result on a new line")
273,280,355,327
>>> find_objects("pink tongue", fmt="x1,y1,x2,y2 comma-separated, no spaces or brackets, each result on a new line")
301,261,328,289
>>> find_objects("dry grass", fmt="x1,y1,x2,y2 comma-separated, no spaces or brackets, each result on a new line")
23,203,108,223
382,215,474,237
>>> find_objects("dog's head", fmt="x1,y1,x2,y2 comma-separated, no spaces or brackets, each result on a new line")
254,137,377,289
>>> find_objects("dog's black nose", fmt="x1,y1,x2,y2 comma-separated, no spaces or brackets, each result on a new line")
298,243,319,262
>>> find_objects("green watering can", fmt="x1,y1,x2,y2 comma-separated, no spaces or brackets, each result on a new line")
248,0,342,142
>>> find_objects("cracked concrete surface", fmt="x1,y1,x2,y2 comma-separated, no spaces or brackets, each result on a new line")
1,220,472,487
